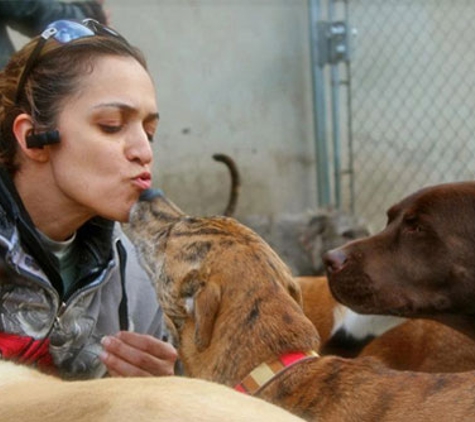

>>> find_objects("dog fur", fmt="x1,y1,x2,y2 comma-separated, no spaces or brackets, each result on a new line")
297,276,475,372
323,182,475,340
0,359,304,422
127,189,475,422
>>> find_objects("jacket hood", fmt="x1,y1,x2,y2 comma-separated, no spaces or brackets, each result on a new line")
0,168,114,299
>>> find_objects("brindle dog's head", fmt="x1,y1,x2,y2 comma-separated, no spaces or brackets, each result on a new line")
323,182,475,320
127,190,319,384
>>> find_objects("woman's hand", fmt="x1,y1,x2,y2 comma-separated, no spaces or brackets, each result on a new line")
100,331,178,377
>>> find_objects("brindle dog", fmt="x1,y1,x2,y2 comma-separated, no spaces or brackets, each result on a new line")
127,189,475,422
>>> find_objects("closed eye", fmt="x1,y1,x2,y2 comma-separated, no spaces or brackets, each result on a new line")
100,124,155,143
99,124,122,134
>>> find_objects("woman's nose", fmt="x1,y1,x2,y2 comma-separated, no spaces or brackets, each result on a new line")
126,128,153,164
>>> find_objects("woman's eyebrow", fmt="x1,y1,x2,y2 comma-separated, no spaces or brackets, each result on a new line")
93,102,160,121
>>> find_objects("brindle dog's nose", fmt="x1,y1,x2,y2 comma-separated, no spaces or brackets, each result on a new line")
139,188,165,202
323,249,348,274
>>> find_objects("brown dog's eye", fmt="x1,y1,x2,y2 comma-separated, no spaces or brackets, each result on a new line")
403,215,422,233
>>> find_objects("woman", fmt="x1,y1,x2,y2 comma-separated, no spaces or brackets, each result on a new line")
0,18,177,379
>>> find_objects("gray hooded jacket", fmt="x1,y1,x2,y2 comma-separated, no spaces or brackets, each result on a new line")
0,168,166,379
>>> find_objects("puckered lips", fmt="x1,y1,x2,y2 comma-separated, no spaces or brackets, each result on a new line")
132,172,152,190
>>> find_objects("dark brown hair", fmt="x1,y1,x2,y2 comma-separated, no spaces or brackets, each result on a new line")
0,32,149,174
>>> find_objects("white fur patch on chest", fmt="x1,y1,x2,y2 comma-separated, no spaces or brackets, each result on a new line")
331,306,406,340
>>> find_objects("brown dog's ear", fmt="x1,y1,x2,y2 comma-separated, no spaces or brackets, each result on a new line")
194,281,221,351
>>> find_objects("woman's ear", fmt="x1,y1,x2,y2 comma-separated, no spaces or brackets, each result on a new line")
12,113,50,163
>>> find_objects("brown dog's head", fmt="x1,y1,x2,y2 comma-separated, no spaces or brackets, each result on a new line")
127,190,319,384
323,182,475,319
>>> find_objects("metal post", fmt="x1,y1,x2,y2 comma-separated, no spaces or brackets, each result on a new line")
308,0,331,207
343,0,355,214
328,0,342,208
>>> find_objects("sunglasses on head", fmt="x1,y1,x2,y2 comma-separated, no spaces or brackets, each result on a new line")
15,18,127,105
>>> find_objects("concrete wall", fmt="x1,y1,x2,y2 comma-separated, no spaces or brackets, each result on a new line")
110,0,318,219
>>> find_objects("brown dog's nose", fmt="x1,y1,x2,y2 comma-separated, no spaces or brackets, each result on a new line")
323,249,348,274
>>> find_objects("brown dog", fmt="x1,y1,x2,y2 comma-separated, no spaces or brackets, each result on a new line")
0,359,304,422
297,276,475,372
127,189,475,422
323,182,475,340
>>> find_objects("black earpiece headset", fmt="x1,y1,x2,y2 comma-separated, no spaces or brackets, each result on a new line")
25,130,60,149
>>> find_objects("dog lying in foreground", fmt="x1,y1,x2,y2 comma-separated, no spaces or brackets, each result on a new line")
324,181,475,340
297,276,475,372
127,189,475,422
0,359,303,422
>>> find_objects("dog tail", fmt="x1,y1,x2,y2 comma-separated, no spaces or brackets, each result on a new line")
213,153,241,217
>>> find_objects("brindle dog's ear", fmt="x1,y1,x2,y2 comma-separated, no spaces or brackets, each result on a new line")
181,270,221,352
194,281,221,351
287,279,303,308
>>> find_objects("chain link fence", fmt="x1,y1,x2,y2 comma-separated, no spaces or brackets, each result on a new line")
339,0,475,231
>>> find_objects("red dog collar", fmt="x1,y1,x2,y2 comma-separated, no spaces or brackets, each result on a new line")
235,350,319,395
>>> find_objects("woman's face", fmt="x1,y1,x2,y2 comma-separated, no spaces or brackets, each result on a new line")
49,55,158,222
